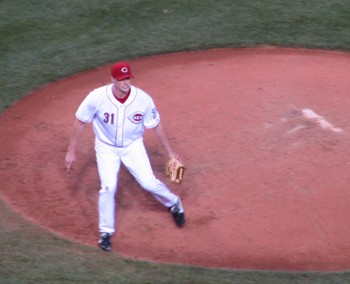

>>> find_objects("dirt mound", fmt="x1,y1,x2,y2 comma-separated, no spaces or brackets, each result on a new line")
1,48,350,271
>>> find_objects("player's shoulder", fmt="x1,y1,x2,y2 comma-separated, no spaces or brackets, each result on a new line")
132,86,153,101
86,84,110,101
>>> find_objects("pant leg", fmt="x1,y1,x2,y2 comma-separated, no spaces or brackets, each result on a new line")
95,141,121,234
121,139,179,207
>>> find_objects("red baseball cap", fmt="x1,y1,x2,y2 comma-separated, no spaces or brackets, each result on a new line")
111,62,134,80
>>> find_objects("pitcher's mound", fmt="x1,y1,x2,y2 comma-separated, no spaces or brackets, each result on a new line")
1,47,350,271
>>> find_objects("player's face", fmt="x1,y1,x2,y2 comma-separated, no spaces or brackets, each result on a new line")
113,78,131,94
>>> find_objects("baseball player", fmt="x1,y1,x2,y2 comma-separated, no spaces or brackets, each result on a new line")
65,62,185,252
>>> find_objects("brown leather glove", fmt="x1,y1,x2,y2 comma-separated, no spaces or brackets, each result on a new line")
166,156,185,183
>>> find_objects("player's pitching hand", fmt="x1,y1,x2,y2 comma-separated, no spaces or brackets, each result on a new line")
65,152,76,171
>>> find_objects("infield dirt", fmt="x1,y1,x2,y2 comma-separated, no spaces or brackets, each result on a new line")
1,47,350,271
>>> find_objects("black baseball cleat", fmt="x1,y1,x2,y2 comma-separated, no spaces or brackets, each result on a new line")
169,198,185,227
98,233,112,251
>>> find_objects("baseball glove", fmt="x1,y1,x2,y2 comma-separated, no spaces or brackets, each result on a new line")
166,156,185,183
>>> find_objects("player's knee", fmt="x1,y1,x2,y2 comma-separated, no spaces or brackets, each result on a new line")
139,177,160,191
99,185,117,194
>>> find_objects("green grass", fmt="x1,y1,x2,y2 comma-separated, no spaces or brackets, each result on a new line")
1,199,350,284
1,0,350,112
1,0,350,283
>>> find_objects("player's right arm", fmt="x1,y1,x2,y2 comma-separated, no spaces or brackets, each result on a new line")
65,118,87,170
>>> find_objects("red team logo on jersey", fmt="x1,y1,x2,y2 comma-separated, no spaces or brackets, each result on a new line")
128,112,144,124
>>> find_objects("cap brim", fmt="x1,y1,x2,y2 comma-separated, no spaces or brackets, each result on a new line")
115,74,134,80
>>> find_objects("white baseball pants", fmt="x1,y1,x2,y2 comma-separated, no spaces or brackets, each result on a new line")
95,138,179,234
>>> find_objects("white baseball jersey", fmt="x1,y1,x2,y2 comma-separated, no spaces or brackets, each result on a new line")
76,84,160,147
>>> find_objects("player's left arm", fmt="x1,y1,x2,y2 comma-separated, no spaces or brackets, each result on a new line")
154,122,175,159
65,118,87,170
